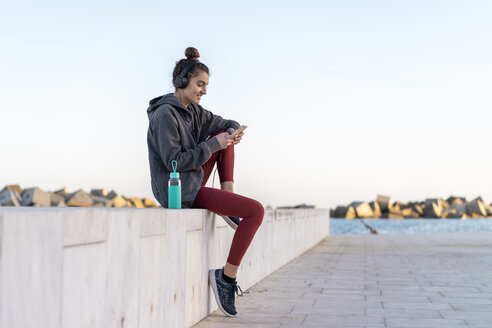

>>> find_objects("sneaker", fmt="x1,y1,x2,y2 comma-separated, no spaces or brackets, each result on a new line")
220,216,241,230
208,267,243,316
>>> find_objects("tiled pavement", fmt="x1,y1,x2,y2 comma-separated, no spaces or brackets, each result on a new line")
194,232,492,328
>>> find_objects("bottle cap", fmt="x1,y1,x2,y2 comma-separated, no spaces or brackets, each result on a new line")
170,160,179,179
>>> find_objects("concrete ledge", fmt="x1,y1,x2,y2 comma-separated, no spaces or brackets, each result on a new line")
0,208,329,328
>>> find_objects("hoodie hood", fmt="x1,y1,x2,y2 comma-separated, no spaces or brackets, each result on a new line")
147,93,191,120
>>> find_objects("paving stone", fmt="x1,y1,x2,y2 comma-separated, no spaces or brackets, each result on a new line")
221,313,305,325
367,295,432,303
319,282,368,290
440,310,492,320
313,300,382,310
198,322,278,328
428,296,492,305
321,288,380,296
450,303,492,311
441,292,492,299
385,317,468,327
464,319,492,327
301,293,365,301
380,290,442,298
246,297,315,307
378,285,424,292
246,304,296,315
421,286,481,292
303,314,385,326
366,308,442,319
194,233,492,327
291,305,366,315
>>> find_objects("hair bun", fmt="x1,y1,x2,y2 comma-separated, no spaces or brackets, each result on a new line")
185,47,200,61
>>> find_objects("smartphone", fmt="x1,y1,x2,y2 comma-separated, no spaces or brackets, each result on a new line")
231,125,247,136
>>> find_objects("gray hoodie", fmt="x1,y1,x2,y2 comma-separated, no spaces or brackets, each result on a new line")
147,93,240,208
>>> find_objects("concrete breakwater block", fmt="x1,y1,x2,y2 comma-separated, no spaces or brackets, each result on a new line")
442,208,456,218
450,203,467,211
410,203,424,216
55,200,67,207
472,196,483,203
424,198,443,218
331,194,492,219
447,196,466,205
107,190,118,199
0,189,21,206
130,197,145,208
142,198,157,207
90,189,109,197
486,205,492,216
466,199,487,217
1,184,160,208
369,201,382,217
391,201,407,211
446,205,468,218
401,208,421,218
66,190,94,207
1,184,22,196
91,196,113,207
349,201,374,218
109,195,127,208
49,193,66,206
376,194,392,212
21,187,51,207
386,212,405,219
54,187,71,198
333,205,356,219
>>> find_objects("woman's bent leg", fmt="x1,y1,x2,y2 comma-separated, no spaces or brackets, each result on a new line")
201,130,234,186
192,187,264,266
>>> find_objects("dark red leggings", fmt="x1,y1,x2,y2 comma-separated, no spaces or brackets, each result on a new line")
192,130,264,266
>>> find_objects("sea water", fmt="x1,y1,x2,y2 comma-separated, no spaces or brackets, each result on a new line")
330,218,492,235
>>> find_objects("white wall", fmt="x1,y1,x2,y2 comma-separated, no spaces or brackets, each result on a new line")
0,208,329,328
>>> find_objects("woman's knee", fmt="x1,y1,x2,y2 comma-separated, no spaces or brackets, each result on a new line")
249,200,264,227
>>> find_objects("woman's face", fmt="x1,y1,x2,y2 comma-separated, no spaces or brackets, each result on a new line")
183,71,209,105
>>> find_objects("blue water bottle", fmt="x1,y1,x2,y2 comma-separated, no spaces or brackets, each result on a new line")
168,160,181,209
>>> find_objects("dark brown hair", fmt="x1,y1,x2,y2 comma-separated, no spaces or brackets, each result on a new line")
172,47,209,88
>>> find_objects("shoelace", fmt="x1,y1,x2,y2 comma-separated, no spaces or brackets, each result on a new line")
234,284,244,297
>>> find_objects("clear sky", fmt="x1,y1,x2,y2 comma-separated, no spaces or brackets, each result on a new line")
1,1,491,208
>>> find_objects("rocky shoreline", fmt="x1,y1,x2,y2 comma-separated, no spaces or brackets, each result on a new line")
0,184,158,208
331,194,492,219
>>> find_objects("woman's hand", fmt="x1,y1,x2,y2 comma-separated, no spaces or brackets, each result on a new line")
215,132,235,149
226,128,244,145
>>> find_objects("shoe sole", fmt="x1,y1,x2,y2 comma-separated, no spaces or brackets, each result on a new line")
208,269,236,317
220,215,238,230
